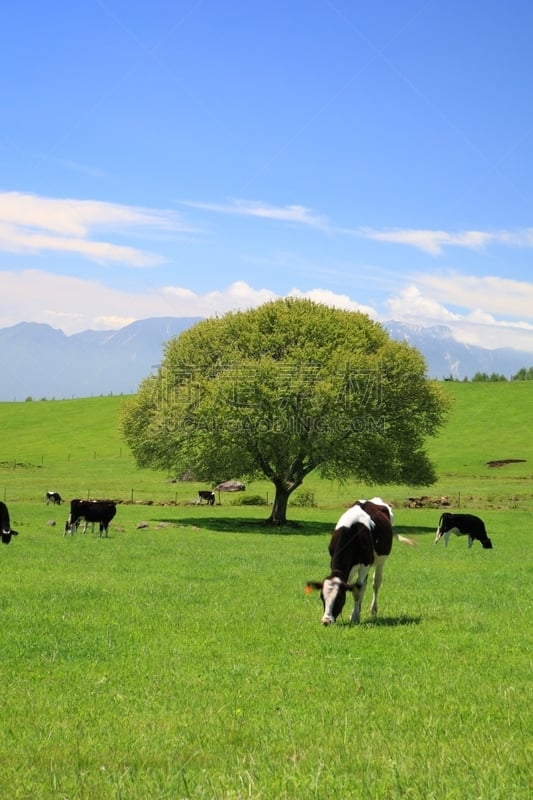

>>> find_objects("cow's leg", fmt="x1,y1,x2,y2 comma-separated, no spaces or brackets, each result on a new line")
348,565,370,625
468,535,473,548
370,556,387,616
443,530,451,546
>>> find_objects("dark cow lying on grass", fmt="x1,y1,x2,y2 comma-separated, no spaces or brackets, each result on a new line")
306,500,394,625
65,499,116,538
197,490,215,506
434,512,493,549
1,501,19,545
45,491,62,505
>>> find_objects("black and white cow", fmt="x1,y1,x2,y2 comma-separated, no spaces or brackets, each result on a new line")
197,490,215,506
1,501,19,545
434,512,493,549
306,500,394,625
45,491,62,505
65,499,116,538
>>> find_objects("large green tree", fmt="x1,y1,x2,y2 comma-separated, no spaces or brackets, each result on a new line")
121,298,450,524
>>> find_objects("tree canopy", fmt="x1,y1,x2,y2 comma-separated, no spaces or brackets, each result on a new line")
121,298,450,524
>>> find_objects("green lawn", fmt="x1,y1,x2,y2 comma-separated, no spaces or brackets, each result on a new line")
0,506,531,799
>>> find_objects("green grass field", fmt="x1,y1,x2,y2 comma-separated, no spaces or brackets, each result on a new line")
0,383,531,798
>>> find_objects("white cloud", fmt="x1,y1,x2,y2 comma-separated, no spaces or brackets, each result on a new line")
385,281,533,353
0,191,191,266
386,285,462,323
2,267,533,354
288,287,378,318
415,272,533,317
163,280,279,315
447,318,533,352
0,273,377,335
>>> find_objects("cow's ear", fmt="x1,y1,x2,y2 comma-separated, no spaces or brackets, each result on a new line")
305,582,323,594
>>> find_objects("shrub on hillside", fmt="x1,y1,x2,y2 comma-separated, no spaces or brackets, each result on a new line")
290,491,316,508
231,494,268,506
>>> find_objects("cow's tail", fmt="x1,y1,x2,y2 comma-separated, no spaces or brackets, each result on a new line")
394,533,416,547
434,513,445,545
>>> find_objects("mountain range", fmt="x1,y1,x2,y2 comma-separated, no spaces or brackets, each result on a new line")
1,316,532,401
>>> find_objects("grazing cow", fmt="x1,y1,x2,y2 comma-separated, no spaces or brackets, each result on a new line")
0,501,19,545
65,499,116,538
197,490,215,506
434,512,493,549
45,491,62,505
306,500,394,625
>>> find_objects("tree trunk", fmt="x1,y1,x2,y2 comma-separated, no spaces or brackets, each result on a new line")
266,484,290,525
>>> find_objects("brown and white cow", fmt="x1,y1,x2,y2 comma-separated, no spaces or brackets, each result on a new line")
306,500,394,625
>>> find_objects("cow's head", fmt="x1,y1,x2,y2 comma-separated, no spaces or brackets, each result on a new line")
482,538,493,549
2,528,18,545
305,576,355,625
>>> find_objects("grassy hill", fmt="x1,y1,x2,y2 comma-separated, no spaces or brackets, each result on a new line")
1,381,532,509
0,384,531,798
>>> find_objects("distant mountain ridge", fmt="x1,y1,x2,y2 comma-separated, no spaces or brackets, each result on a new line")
383,321,533,381
0,316,532,401
0,317,202,402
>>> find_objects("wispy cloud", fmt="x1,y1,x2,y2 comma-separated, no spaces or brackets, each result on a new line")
183,198,330,230
185,197,533,256
357,227,495,255
0,191,192,266
349,226,533,254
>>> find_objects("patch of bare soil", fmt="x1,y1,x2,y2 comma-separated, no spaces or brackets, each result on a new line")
404,495,452,508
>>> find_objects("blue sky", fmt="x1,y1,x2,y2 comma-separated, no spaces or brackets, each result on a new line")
2,0,533,353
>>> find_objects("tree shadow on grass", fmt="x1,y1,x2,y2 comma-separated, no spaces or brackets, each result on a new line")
153,519,438,538
154,515,329,536
395,524,436,538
